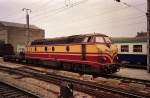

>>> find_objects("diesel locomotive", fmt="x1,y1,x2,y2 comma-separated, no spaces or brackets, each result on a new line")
25,33,120,74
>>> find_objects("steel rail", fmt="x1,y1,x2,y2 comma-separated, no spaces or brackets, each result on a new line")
98,74,150,86
0,81,40,98
0,65,149,98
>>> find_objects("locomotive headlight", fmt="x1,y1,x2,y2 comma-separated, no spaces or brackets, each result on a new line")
116,56,119,60
101,57,107,63
103,57,107,61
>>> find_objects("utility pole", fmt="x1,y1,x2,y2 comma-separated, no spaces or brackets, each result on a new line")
22,8,31,44
146,0,150,73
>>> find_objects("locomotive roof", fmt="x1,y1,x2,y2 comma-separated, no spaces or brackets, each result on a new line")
112,37,147,43
31,33,108,45
46,33,107,39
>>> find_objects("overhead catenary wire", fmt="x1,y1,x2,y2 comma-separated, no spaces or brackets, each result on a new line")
31,0,89,23
79,16,146,32
61,3,146,27
50,15,146,33
30,0,62,16
0,0,55,21
30,1,144,23
0,0,146,37
29,0,87,19
0,0,144,23
66,15,146,29
31,0,145,37
118,0,146,14
31,2,146,25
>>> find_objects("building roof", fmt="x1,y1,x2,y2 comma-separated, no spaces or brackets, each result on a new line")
112,37,147,43
136,32,147,37
0,21,42,30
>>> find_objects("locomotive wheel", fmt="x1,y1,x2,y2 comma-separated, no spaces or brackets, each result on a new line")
73,64,81,72
26,59,33,64
72,64,92,74
26,59,35,65
62,62,73,71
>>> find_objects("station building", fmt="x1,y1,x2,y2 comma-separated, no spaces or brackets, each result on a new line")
0,21,45,52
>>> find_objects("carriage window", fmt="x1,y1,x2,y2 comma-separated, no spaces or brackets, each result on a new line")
121,45,129,52
133,45,142,52
96,37,104,43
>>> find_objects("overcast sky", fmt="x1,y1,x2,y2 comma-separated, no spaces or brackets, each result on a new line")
0,0,147,38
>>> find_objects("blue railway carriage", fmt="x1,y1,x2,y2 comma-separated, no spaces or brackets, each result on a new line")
112,37,147,67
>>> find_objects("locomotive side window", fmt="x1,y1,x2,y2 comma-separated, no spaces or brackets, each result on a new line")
83,37,88,42
45,47,48,52
35,47,37,52
83,36,92,43
133,45,142,52
66,46,70,52
95,37,104,43
87,36,92,42
52,46,55,51
121,45,129,52
104,37,112,43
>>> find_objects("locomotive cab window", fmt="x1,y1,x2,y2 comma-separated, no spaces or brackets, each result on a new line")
83,37,88,43
104,37,112,43
83,36,94,43
121,45,129,52
133,45,142,52
95,37,104,43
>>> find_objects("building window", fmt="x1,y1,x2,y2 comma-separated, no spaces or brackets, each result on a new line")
133,45,142,52
121,45,129,52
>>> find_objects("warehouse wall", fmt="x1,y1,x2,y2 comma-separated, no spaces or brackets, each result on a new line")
0,30,8,43
0,22,45,53
7,27,45,52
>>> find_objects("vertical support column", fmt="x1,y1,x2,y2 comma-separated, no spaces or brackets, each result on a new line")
147,0,150,72
81,44,86,60
26,14,30,43
22,8,31,45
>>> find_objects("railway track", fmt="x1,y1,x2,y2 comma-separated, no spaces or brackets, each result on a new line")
18,64,150,86
101,74,150,86
0,65,150,98
4,61,150,86
0,81,40,98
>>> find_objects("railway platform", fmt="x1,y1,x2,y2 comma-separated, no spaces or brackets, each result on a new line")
114,67,150,81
